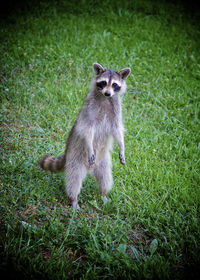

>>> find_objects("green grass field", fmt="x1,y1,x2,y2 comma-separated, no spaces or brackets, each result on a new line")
0,0,200,279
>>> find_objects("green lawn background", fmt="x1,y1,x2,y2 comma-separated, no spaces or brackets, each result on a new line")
0,0,200,279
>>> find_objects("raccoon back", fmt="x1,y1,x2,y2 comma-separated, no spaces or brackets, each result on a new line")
39,154,65,172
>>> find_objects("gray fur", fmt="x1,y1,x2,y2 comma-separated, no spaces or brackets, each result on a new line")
39,63,131,209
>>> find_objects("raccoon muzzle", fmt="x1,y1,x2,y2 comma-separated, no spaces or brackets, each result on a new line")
39,154,65,172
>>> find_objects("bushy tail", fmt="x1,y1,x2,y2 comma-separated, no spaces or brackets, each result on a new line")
39,154,66,172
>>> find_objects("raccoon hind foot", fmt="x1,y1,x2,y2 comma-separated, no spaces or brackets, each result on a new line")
101,195,108,204
72,200,80,210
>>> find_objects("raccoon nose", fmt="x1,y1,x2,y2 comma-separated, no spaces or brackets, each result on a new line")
105,91,111,97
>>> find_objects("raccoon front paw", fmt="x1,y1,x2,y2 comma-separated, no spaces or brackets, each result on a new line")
88,154,95,165
119,153,126,165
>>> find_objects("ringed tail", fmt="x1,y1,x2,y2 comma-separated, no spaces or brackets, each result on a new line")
39,154,66,172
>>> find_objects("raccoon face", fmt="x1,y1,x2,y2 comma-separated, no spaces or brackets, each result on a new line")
96,79,121,97
93,63,131,97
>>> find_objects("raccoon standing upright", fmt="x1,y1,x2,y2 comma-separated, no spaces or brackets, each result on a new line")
39,63,131,209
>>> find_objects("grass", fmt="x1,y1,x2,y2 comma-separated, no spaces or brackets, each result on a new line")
0,0,200,279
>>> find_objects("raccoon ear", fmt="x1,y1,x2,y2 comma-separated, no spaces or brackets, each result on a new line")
118,68,131,80
93,63,105,75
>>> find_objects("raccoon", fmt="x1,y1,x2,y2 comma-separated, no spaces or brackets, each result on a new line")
39,63,131,209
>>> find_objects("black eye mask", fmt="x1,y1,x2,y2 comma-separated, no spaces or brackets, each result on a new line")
112,83,121,92
96,81,107,89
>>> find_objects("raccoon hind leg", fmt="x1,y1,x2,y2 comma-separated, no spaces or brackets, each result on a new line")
65,163,87,210
93,154,113,203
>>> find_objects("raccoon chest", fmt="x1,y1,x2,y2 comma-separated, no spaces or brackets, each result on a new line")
95,104,117,129
93,118,113,159
94,114,114,137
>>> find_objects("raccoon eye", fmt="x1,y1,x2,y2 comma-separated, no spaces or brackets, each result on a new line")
112,83,121,92
96,81,107,89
